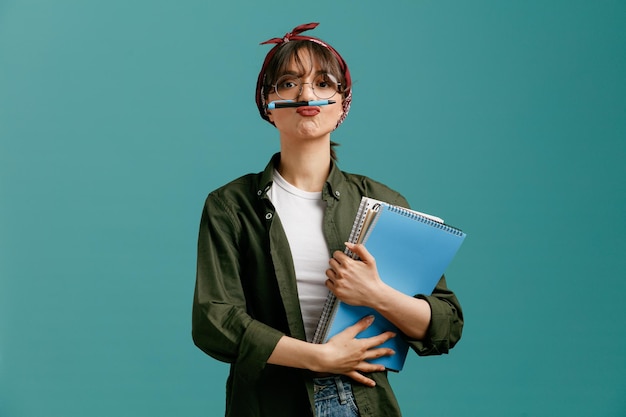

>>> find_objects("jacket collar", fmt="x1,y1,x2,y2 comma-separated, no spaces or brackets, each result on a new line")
257,152,344,202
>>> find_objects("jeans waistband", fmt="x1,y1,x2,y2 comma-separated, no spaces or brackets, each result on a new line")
313,376,352,404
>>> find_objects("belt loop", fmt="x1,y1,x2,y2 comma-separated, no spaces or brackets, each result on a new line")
334,377,348,405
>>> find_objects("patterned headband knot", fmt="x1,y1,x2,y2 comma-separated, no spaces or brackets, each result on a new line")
255,22,352,128
260,22,321,46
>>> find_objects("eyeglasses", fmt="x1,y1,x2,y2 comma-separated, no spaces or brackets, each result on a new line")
272,73,341,101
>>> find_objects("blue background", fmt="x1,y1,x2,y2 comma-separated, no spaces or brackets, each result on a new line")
1,1,625,416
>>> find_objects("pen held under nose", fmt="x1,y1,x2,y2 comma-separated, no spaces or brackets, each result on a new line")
267,100,336,109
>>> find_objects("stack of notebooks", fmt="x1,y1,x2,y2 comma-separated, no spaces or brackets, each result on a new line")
312,197,466,371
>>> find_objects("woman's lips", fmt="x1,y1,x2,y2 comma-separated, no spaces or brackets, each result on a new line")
296,106,321,117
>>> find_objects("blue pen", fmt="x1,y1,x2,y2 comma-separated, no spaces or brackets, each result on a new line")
267,100,336,109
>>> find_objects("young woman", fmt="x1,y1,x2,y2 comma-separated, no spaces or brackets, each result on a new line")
192,23,463,417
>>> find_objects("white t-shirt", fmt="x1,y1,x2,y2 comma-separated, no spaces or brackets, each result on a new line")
268,170,330,342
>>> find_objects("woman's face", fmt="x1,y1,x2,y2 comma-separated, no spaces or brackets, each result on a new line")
266,49,344,142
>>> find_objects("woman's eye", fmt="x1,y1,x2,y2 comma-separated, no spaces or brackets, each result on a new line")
281,80,298,89
317,74,338,89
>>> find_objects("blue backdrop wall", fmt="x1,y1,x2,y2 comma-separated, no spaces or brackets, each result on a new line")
1,1,625,416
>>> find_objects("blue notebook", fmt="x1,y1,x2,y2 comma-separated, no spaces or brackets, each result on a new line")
312,197,466,372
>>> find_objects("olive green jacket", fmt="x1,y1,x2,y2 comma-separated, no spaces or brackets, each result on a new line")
192,153,463,416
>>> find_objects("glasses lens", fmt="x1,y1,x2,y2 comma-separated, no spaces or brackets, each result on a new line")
313,73,340,99
274,75,300,100
274,73,341,100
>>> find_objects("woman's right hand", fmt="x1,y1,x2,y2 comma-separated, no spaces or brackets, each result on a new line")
316,315,396,387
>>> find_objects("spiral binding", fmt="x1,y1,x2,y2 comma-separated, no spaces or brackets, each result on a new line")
386,205,464,237
312,197,378,344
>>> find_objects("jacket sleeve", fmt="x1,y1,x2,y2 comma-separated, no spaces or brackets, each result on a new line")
192,194,284,379
408,275,464,355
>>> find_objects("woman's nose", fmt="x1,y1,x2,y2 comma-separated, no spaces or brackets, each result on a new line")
297,82,317,100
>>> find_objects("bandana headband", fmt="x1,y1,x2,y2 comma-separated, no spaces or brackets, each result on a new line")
255,22,352,127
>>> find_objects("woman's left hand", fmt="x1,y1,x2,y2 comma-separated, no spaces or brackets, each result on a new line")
325,242,385,307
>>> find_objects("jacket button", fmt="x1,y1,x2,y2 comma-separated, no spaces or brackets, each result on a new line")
265,213,273,220
335,190,341,197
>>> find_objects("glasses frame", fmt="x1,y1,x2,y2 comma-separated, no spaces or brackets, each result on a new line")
271,73,341,101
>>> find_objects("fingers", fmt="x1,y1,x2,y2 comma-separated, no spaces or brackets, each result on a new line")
345,316,395,342
342,315,376,338
347,346,395,387
331,244,374,267
331,249,343,259
325,268,337,291
330,250,348,266
345,242,374,263
338,318,396,361
344,355,393,387
350,320,396,361
326,255,343,283
326,250,354,285
364,345,396,361
345,370,377,387
325,267,336,280
364,330,397,349
326,316,396,387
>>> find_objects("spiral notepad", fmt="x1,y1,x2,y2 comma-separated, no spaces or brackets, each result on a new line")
312,197,466,371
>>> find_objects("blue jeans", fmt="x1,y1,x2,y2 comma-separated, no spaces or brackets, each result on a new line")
313,376,360,417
